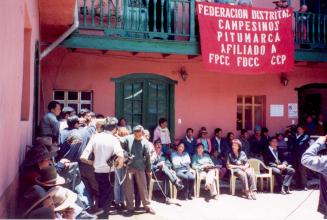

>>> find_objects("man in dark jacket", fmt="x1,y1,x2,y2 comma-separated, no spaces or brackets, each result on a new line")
151,139,183,199
211,128,229,162
120,125,155,215
263,137,295,194
302,136,327,218
293,125,310,190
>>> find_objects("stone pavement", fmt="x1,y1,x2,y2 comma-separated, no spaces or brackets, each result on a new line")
108,188,324,220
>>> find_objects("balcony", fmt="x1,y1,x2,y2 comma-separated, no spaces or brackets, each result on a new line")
61,0,327,61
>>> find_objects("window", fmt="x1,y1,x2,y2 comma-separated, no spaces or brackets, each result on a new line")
237,95,265,130
53,90,93,113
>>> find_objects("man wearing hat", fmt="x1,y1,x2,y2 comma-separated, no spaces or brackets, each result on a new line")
22,185,56,218
120,125,155,215
59,106,76,131
80,117,124,218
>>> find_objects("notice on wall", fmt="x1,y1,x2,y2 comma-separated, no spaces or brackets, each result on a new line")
196,3,294,73
270,104,284,117
288,103,298,118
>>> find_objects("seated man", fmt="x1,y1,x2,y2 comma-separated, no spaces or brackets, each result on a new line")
192,144,219,201
263,136,295,195
151,139,184,200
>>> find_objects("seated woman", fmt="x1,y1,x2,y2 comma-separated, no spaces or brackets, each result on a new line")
152,139,184,197
211,149,227,179
171,143,195,200
227,139,257,200
192,144,219,201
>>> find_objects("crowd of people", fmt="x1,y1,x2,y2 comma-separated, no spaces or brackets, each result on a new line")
17,100,327,219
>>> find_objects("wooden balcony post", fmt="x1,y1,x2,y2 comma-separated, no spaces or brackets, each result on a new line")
189,0,195,42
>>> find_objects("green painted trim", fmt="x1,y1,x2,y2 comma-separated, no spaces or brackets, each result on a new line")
115,82,124,119
295,49,327,62
61,34,200,55
33,41,40,139
112,73,177,84
169,83,175,141
114,73,175,139
61,33,327,62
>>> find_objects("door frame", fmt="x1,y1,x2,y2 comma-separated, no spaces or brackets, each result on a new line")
112,73,177,139
295,83,327,123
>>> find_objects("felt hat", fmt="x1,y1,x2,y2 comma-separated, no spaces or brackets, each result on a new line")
199,127,208,134
23,185,54,218
34,136,59,153
24,145,54,166
35,166,65,187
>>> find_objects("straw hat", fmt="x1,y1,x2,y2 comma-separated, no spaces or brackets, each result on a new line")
49,186,77,212
35,166,65,187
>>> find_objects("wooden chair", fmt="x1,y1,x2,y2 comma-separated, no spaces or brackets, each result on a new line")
195,168,220,198
248,158,274,193
148,175,173,200
172,169,196,199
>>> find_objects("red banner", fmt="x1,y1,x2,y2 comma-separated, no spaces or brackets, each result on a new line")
196,3,294,74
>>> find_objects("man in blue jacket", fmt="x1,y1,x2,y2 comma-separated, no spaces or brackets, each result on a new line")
302,136,327,218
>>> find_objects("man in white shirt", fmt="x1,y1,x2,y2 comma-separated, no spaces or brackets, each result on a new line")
80,117,123,218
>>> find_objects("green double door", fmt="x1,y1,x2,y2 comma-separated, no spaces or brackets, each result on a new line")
114,74,175,139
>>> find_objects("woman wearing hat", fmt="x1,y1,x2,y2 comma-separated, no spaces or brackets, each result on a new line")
197,127,212,154
20,144,57,193
227,139,257,200
35,166,66,189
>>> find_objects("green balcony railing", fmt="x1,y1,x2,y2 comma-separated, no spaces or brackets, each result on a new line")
294,11,327,48
78,0,196,41
75,0,327,56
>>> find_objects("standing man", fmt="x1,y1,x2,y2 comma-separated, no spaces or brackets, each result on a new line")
78,108,92,127
211,128,229,163
263,137,295,194
59,106,76,131
80,117,124,218
239,129,251,157
153,118,171,157
180,128,197,157
121,125,155,215
39,101,61,143
302,136,327,218
293,125,310,190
